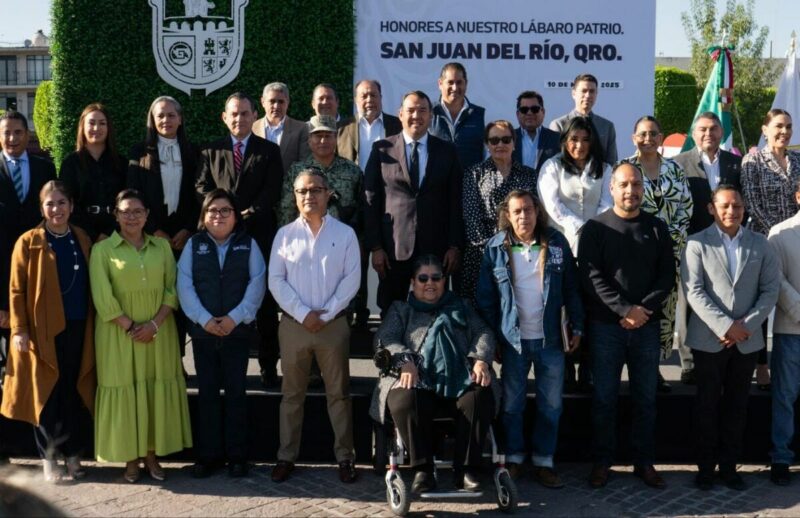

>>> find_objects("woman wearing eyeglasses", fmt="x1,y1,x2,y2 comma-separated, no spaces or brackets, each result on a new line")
60,103,127,242
89,189,192,483
370,254,498,493
177,189,266,478
460,120,537,303
620,116,693,378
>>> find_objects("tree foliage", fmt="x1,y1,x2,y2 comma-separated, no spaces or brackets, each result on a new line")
654,67,698,136
33,80,55,151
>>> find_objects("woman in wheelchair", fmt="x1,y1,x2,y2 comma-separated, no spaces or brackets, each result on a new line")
370,254,499,494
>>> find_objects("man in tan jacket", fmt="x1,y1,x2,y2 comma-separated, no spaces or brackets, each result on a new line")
252,82,310,175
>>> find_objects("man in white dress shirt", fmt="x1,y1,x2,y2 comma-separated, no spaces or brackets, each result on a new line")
268,169,361,484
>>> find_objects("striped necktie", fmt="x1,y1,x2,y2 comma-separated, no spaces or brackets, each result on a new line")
233,141,243,175
8,159,24,202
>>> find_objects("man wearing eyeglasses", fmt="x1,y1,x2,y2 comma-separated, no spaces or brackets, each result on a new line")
549,74,618,165
269,169,361,484
512,91,560,174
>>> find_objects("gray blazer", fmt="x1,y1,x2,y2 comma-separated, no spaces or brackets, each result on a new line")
680,224,779,353
768,212,800,335
369,300,499,424
549,110,617,164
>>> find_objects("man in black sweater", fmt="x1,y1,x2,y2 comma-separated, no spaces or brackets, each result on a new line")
578,162,675,490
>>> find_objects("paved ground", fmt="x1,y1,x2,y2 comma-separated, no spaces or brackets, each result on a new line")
4,460,800,517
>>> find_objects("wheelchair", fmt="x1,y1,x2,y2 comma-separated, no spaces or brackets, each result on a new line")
373,416,518,516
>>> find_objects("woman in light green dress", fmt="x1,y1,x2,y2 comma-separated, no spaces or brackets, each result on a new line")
89,189,192,482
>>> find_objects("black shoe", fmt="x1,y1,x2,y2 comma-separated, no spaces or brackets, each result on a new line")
771,463,791,486
454,469,481,492
352,311,370,329
695,470,714,490
228,462,249,478
192,460,224,479
680,369,696,385
411,469,436,493
260,369,278,388
719,470,746,491
656,373,672,394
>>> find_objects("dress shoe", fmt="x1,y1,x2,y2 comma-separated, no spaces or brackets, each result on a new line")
720,470,746,491
532,466,565,489
454,469,481,492
192,460,224,479
260,368,278,388
338,460,358,483
695,470,714,490
228,462,249,478
771,463,791,486
411,469,436,493
124,461,141,483
656,374,672,394
352,311,370,329
506,462,525,481
588,464,609,488
66,456,87,480
144,457,166,481
271,460,294,482
680,369,696,385
634,464,666,489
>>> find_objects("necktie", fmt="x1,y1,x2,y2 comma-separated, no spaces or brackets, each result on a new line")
409,141,420,189
233,141,243,175
8,159,24,202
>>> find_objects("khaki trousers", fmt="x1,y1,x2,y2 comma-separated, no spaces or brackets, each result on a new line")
277,316,354,462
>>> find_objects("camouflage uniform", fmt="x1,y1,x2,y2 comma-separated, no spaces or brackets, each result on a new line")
279,155,363,232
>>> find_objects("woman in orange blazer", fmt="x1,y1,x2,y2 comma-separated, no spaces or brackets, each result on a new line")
1,180,95,482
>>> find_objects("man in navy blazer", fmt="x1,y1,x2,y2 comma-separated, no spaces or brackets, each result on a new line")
511,90,560,174
364,91,463,313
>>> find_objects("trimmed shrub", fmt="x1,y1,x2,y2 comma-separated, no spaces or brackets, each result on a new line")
33,80,55,151
654,66,698,136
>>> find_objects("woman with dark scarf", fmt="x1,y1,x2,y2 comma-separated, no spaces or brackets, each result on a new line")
369,254,498,495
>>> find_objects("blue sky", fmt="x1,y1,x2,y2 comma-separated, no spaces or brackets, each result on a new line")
2,0,797,57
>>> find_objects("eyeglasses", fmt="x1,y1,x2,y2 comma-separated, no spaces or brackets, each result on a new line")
416,273,444,283
294,187,327,197
207,207,234,218
487,136,513,146
518,105,542,115
634,130,661,139
117,209,147,219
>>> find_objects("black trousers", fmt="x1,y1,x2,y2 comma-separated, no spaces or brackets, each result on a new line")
0,329,9,457
377,259,415,315
193,329,253,463
257,294,279,375
34,320,88,459
387,385,495,468
350,237,370,320
693,346,758,473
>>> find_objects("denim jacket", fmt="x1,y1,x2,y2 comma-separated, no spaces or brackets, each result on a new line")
476,227,584,353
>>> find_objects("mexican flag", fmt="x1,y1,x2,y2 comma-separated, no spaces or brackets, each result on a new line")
681,45,735,152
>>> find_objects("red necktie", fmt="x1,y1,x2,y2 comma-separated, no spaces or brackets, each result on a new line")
234,141,243,175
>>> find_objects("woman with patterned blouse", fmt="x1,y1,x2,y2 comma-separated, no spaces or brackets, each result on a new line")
621,116,693,364
741,108,800,389
461,120,537,302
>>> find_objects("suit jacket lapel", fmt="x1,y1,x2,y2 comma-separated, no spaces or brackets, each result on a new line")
707,226,734,285
733,229,752,285
393,135,412,190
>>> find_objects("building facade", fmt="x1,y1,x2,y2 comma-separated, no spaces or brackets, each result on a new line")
0,30,52,133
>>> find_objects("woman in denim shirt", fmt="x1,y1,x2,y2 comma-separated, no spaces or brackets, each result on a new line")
476,189,584,487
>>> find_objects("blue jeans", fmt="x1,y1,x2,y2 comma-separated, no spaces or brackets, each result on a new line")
501,338,564,466
590,321,660,466
771,334,800,465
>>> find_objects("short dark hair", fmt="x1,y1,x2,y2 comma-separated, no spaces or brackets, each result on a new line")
401,90,432,110
224,91,257,112
115,188,149,210
313,83,340,102
516,90,544,110
0,110,29,131
354,79,382,95
39,180,73,204
633,115,662,133
440,62,467,81
294,167,330,190
694,111,722,127
711,183,743,203
198,188,242,231
573,73,598,88
411,253,444,278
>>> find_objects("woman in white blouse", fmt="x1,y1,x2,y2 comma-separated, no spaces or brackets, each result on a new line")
537,116,612,255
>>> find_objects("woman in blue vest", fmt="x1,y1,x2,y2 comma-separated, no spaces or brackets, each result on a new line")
177,189,267,478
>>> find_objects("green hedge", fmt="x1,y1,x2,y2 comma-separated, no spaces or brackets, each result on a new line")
734,87,777,150
33,80,55,151
653,66,698,136
50,0,355,168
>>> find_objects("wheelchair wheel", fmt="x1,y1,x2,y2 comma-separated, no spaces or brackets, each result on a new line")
386,475,411,516
495,470,518,514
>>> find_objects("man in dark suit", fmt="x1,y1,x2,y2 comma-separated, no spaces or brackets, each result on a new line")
196,92,284,387
511,90,560,174
364,90,463,313
0,110,56,461
337,79,402,326
672,111,743,385
252,82,310,174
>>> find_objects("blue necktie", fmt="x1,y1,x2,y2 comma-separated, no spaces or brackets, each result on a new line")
8,159,23,202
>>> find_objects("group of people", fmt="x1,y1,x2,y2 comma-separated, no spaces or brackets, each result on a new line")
0,61,798,496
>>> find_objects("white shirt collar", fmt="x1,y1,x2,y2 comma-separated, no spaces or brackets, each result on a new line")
267,117,286,130
698,147,720,165
402,132,429,146
3,150,28,163
715,224,743,243
359,113,384,128
441,98,470,125
230,133,252,148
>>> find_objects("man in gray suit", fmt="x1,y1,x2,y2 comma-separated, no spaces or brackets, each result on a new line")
681,185,779,491
253,82,310,175
549,73,617,164
672,112,743,385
